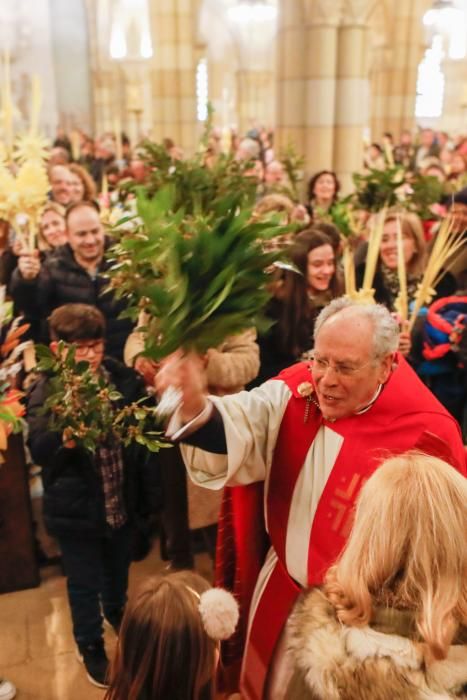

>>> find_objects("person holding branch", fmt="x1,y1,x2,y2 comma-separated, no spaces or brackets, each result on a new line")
156,298,466,699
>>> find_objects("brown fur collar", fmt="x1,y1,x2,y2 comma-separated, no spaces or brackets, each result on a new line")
287,589,467,700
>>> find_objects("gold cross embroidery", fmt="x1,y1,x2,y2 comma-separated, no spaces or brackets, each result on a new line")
328,473,363,537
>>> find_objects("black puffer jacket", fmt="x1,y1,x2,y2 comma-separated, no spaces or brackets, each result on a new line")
10,242,132,360
27,357,161,538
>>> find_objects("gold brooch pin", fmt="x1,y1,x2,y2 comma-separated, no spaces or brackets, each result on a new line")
297,382,314,398
298,382,316,423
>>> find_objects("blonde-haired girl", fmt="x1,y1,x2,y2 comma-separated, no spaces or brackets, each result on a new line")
286,452,467,699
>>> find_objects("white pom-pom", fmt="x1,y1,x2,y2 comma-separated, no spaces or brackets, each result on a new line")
198,588,239,641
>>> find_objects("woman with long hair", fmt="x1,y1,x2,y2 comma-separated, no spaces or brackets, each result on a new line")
38,201,67,250
286,452,467,699
355,209,457,357
0,202,66,289
306,170,340,221
105,571,238,700
68,162,97,203
356,210,429,313
249,229,343,386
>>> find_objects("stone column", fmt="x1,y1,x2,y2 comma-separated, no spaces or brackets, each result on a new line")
85,0,130,139
236,69,275,134
91,69,118,135
369,44,391,141
148,0,197,153
377,0,429,138
303,3,341,178
441,58,467,134
333,2,371,192
275,0,307,156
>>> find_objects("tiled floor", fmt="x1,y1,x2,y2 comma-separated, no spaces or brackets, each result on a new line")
0,541,213,699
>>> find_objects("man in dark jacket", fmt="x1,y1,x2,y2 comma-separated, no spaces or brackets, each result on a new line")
10,200,131,360
27,304,158,689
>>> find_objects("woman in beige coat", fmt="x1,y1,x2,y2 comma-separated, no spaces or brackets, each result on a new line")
284,452,467,700
124,322,260,567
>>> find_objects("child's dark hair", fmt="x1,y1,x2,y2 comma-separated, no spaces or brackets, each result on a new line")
48,304,106,343
310,222,341,255
105,572,217,700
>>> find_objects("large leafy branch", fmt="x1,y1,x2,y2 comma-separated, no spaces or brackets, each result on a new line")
128,138,258,217
352,166,444,219
106,186,290,359
352,166,406,212
35,343,169,454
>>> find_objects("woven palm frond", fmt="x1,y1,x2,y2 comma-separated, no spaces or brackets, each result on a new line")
343,242,357,298
394,212,408,322
408,216,465,330
359,207,387,301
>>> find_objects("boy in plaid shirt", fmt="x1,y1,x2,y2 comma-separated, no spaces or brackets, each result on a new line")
27,303,157,689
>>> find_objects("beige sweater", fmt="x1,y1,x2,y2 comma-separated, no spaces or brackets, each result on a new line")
123,321,260,395
124,321,260,528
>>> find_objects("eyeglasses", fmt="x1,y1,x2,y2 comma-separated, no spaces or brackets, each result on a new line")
74,340,104,356
311,352,373,377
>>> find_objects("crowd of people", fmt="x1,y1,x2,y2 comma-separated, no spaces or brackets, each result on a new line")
0,121,466,700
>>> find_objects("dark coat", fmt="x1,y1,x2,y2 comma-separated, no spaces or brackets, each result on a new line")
10,242,132,360
0,248,19,288
248,297,316,389
26,357,161,538
3,249,48,341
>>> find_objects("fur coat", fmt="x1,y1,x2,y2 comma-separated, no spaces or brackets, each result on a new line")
286,589,467,700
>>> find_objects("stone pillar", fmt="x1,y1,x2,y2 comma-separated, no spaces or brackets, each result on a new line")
92,69,117,135
236,69,275,134
441,58,467,134
369,45,391,141
303,5,341,178
377,0,429,138
334,15,370,192
85,0,143,141
148,0,197,154
275,0,307,156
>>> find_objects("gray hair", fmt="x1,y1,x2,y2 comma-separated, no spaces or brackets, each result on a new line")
314,297,400,359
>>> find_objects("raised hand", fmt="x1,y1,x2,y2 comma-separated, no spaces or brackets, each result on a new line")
18,251,41,280
155,350,208,423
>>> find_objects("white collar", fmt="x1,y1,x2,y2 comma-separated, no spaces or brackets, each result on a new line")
354,383,383,415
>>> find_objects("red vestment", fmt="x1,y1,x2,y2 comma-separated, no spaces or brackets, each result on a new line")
215,358,466,699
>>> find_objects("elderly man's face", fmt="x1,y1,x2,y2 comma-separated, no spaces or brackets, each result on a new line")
312,313,393,421
50,166,73,205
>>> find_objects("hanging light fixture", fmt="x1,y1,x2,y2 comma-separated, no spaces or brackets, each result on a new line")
227,0,277,24
423,0,466,59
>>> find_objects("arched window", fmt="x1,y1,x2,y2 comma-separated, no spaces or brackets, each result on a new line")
415,0,467,119
415,35,445,118
196,57,208,122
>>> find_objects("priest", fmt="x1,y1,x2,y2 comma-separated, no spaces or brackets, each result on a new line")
157,297,466,700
